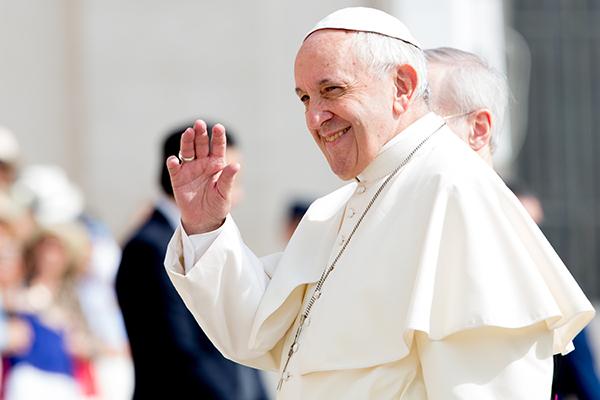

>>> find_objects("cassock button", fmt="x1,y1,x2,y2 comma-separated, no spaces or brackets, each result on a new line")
305,318,311,327
346,208,355,218
337,235,346,245
284,372,293,381
292,343,299,353
357,185,366,194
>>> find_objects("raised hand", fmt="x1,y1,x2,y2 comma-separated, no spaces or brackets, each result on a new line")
166,120,241,235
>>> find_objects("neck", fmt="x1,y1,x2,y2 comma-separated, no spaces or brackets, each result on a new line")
477,145,494,168
394,103,429,139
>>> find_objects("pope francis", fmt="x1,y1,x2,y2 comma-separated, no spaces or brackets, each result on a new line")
164,7,595,399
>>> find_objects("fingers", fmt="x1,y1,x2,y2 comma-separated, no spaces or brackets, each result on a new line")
193,120,210,159
179,127,197,162
210,124,227,159
165,155,182,186
166,155,181,173
180,120,227,163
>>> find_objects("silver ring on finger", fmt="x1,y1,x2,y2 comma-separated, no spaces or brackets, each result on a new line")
178,150,196,163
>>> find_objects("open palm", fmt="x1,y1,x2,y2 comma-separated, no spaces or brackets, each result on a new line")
166,120,240,235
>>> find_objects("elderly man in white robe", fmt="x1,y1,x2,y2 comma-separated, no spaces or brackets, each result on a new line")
164,7,594,399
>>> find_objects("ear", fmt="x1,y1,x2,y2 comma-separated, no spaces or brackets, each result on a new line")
392,64,418,115
469,109,492,151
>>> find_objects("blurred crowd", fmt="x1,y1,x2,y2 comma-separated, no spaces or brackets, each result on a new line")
0,126,131,400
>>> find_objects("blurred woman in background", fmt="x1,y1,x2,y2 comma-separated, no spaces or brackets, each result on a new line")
3,223,98,400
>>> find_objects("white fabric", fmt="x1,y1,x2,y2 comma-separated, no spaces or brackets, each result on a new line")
304,7,422,49
183,225,223,274
166,113,595,399
4,364,79,400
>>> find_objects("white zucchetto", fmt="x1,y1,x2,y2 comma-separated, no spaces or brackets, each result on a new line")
304,7,421,49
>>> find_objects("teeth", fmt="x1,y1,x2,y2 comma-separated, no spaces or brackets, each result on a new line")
325,127,349,142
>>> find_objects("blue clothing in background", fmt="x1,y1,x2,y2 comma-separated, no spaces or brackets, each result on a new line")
558,327,600,400
9,314,73,376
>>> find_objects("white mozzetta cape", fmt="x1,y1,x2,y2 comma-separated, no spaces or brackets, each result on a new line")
166,113,594,399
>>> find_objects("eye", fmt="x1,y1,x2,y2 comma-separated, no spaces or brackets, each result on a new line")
322,86,343,97
300,94,310,102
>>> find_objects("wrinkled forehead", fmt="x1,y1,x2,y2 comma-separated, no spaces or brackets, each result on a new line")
294,30,362,82
295,29,357,67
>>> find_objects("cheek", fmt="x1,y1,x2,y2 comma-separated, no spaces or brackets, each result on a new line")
309,130,329,156
309,129,320,144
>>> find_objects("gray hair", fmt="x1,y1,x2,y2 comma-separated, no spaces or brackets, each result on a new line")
425,47,509,152
350,32,430,107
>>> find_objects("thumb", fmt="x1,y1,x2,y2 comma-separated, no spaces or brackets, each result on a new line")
216,163,241,199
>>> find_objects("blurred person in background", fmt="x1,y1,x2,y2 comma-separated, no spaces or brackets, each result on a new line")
0,127,20,193
0,127,35,244
3,223,98,400
12,165,129,352
0,127,38,393
10,164,130,399
0,206,35,393
116,123,267,400
0,238,32,360
0,216,27,312
282,199,313,245
426,47,509,168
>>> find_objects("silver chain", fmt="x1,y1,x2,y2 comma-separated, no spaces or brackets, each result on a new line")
276,124,444,391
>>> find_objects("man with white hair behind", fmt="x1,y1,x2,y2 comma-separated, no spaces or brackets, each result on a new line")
426,47,509,167
163,7,594,399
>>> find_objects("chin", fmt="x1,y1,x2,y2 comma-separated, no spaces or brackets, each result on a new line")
328,158,359,181
332,169,356,181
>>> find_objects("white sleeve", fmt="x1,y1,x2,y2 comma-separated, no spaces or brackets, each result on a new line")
165,216,280,365
181,223,224,274
416,321,554,399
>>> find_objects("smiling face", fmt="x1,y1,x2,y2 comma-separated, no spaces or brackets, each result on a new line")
294,30,401,180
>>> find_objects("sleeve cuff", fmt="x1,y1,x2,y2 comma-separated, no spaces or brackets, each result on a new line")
181,219,226,274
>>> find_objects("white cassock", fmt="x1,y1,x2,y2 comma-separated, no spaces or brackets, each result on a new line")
165,113,595,399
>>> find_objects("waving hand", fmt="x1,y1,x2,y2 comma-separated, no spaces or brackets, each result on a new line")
166,120,240,235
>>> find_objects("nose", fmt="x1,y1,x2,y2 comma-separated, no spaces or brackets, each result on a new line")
305,100,333,131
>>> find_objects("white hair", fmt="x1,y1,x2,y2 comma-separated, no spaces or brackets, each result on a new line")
425,47,510,152
350,32,430,107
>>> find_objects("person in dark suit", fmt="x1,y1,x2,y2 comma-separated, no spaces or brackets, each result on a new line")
116,123,268,400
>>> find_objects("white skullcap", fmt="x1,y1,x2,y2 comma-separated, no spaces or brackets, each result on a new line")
304,7,421,49
0,126,20,166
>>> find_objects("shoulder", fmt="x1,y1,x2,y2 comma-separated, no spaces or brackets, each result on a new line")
412,128,507,195
123,210,174,252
